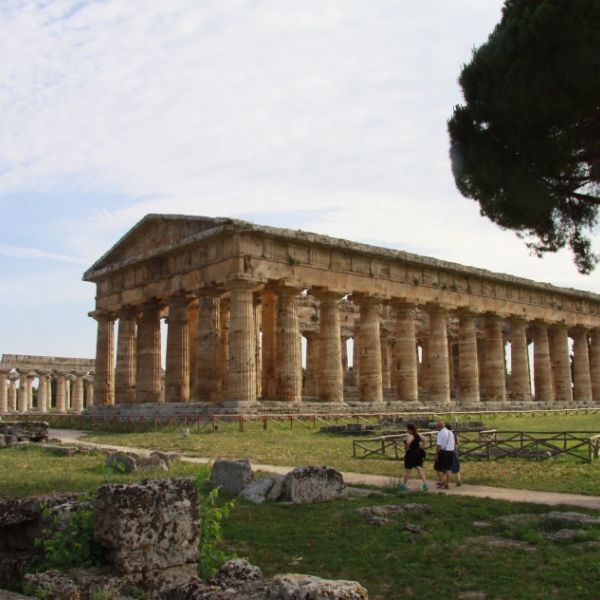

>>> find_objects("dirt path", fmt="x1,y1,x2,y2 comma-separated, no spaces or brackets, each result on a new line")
50,429,600,511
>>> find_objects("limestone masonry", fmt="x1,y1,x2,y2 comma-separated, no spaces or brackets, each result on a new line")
20,213,600,415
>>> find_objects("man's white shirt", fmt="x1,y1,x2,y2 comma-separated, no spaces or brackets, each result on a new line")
436,427,455,451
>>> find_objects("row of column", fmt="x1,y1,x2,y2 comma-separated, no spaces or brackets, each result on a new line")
93,280,600,407
0,370,94,414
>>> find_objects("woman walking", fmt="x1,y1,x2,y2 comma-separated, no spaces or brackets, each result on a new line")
398,423,429,492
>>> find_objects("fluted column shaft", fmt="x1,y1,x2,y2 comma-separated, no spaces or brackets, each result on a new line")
37,372,48,413
551,324,573,403
85,378,94,407
261,290,277,399
0,371,8,413
8,377,17,411
572,328,592,402
136,302,162,403
16,376,26,412
188,302,199,397
72,376,84,413
458,312,480,404
352,332,360,387
93,312,115,406
317,292,344,403
356,297,383,403
55,374,66,412
304,332,320,396
275,288,302,402
483,315,506,402
427,305,451,404
509,318,531,402
380,330,391,389
591,329,600,403
394,303,418,403
165,295,192,403
227,279,258,404
220,300,230,395
115,310,137,404
196,293,222,402
533,322,553,402
254,297,263,398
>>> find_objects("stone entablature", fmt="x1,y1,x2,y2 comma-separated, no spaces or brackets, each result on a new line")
82,214,600,412
0,354,95,415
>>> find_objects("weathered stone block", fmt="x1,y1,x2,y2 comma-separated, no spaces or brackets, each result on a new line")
281,466,347,504
94,478,199,574
0,422,48,442
240,477,279,504
105,451,169,474
267,573,369,599
210,459,252,494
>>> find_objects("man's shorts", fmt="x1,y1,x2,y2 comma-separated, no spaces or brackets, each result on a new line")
434,449,454,472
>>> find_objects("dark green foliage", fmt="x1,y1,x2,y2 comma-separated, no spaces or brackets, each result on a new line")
195,479,237,578
34,507,101,571
448,0,600,273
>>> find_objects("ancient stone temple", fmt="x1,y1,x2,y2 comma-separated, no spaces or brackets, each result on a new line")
0,354,95,414
82,214,600,414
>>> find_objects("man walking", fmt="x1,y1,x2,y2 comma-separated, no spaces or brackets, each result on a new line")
434,421,455,489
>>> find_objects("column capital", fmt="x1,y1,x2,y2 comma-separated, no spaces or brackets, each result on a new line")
196,284,226,298
89,309,115,322
224,273,266,291
507,314,530,325
310,287,347,302
456,307,481,319
425,301,452,315
570,325,590,335
115,305,140,320
350,293,385,306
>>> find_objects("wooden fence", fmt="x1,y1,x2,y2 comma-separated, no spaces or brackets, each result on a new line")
352,429,600,463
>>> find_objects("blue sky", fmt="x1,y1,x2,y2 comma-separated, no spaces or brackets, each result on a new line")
0,0,598,359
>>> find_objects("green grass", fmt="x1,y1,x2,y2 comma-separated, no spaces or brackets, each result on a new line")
83,413,600,495
4,445,600,599
223,493,600,599
0,445,206,499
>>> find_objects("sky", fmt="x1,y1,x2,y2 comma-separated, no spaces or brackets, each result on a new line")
0,0,598,360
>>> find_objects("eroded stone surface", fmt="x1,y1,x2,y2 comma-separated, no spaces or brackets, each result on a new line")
267,573,369,599
210,459,253,494
542,511,600,528
94,479,199,573
240,477,278,504
281,466,347,504
465,536,536,552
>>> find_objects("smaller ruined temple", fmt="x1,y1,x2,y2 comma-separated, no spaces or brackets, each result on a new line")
0,354,95,414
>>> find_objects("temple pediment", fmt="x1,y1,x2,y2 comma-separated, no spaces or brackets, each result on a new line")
84,214,234,278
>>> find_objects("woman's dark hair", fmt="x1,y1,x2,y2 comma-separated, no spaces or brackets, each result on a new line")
407,423,418,434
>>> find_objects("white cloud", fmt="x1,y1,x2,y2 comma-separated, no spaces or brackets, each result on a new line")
0,244,88,264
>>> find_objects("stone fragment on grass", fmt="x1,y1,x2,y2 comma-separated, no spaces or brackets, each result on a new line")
105,451,170,474
542,511,600,528
281,466,346,504
498,513,540,526
0,590,37,599
473,521,493,529
240,477,278,504
268,573,368,599
543,529,588,542
267,475,285,501
94,478,199,574
465,536,536,552
210,459,253,494
0,493,83,528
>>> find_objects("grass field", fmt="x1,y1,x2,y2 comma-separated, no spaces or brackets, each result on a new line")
2,445,600,599
82,412,600,495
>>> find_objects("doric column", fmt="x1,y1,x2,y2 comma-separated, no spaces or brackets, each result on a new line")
341,336,349,381
72,375,84,413
315,290,344,403
8,374,18,411
92,311,115,406
65,374,75,410
572,327,592,402
220,299,231,396
188,301,199,398
165,294,193,403
84,376,94,407
354,294,383,404
533,321,554,402
260,289,277,399
509,317,531,402
37,371,48,413
17,374,27,413
380,329,391,389
195,290,222,403
550,324,573,403
457,310,480,404
275,285,302,403
591,329,600,403
483,314,506,402
393,301,419,403
55,373,66,412
420,336,431,393
427,303,451,405
27,372,36,410
0,369,8,413
225,276,260,405
352,329,360,387
304,331,320,396
254,295,263,398
115,307,137,404
136,301,162,404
